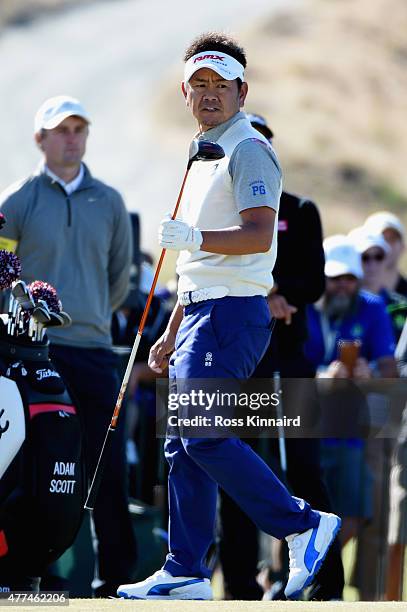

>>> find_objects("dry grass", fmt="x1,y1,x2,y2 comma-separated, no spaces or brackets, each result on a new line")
153,0,407,244
19,601,407,611
251,0,407,236
243,0,407,235
1,0,406,252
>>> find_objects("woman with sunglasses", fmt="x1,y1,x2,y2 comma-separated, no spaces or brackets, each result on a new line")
349,228,407,342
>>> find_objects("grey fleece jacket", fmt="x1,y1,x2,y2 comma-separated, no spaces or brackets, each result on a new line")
0,164,132,348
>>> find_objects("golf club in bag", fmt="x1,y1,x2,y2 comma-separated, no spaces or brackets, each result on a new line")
85,139,225,510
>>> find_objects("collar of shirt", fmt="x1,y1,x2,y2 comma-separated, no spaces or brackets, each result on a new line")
44,163,85,195
197,111,246,143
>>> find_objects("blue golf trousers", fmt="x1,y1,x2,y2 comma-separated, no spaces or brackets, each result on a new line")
163,297,320,579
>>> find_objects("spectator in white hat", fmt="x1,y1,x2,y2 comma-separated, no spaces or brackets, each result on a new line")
347,226,405,599
358,215,407,602
349,227,407,342
363,212,407,297
305,234,397,379
348,227,390,294
0,95,136,596
304,235,398,596
304,235,397,560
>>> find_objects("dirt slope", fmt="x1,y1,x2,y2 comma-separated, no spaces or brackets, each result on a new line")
155,0,407,237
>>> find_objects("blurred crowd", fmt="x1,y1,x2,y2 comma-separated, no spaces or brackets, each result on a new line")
0,98,406,601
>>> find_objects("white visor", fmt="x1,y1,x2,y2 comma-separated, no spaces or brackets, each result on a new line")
184,50,245,83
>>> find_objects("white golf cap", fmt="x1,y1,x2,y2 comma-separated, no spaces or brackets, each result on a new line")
363,211,405,241
324,234,363,279
184,50,245,83
34,95,91,133
348,226,391,256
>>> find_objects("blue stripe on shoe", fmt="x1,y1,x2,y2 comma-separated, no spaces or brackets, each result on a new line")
148,578,205,596
304,517,342,588
304,526,319,572
117,592,142,599
289,516,342,600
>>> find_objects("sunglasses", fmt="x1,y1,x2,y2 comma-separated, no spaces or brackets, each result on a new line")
329,274,358,282
362,252,385,263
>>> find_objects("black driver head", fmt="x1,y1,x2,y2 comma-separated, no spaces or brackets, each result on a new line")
188,139,225,165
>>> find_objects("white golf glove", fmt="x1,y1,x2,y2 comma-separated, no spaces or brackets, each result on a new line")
158,215,203,252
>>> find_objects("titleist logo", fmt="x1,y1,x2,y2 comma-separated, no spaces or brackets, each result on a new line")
193,54,225,63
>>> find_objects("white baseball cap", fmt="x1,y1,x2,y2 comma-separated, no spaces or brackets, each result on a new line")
324,234,363,279
363,211,405,241
184,50,245,83
348,226,391,256
34,95,91,133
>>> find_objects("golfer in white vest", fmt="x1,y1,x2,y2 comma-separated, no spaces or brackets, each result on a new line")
118,32,341,601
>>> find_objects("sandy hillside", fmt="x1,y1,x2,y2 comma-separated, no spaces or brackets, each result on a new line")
0,0,85,27
155,0,407,237
1,0,406,245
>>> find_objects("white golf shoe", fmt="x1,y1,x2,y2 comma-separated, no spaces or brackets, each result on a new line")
117,569,213,600
284,511,341,600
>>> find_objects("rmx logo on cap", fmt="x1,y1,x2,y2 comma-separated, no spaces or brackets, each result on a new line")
184,50,245,82
34,95,91,133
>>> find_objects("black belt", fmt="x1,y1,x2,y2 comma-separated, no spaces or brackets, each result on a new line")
0,338,49,362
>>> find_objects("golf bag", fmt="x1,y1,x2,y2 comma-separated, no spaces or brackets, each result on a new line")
0,329,86,590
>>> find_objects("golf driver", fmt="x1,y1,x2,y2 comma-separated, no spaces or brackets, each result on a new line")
85,139,225,511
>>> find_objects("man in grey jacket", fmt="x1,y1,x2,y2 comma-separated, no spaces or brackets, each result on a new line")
0,95,137,596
